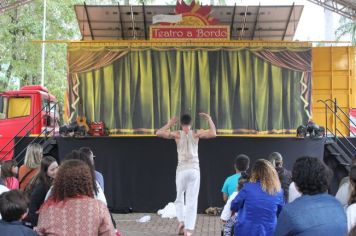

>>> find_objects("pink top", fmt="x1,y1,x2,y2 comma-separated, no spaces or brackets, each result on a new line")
4,177,19,190
35,196,116,236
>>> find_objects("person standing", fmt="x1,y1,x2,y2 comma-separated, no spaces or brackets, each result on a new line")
156,113,217,236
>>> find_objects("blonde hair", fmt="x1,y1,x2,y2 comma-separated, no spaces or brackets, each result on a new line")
250,159,281,195
24,143,43,169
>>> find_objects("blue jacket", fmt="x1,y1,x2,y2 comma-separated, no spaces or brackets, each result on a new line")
231,182,284,236
274,193,347,236
0,220,37,236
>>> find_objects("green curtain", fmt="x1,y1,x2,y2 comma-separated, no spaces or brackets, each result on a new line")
77,49,308,134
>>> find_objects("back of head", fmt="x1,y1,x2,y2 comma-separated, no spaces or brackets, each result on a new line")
79,147,93,158
24,143,43,169
235,154,250,172
292,156,331,195
349,165,356,205
1,160,17,179
250,159,281,195
267,152,283,168
0,190,29,222
64,150,98,194
52,159,94,202
237,172,250,191
180,114,192,125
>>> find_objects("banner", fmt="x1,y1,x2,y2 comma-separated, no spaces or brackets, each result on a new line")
152,14,182,24
150,25,230,40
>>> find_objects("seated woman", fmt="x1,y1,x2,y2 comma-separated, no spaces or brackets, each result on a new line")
275,156,347,236
221,172,249,236
231,159,284,236
35,159,116,236
26,156,58,227
18,143,43,191
1,160,19,190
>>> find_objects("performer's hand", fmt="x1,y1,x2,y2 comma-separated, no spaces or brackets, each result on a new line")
199,113,211,120
168,117,177,126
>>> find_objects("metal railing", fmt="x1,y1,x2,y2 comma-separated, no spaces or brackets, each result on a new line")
0,102,58,162
317,98,356,157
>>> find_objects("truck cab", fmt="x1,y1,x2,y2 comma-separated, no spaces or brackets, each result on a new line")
0,85,59,161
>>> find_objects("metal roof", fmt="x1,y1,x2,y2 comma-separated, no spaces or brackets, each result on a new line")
74,4,304,41
306,0,356,19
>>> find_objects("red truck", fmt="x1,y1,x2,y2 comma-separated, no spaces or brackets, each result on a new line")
0,85,59,161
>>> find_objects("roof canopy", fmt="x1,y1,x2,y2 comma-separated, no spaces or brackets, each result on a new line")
74,4,303,41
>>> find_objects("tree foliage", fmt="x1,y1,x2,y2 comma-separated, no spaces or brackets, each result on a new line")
0,0,82,106
335,17,356,45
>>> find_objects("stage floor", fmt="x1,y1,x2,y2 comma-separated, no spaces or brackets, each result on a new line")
113,213,220,236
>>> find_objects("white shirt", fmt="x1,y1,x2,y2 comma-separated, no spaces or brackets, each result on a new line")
288,182,302,203
44,181,107,205
347,203,356,232
221,191,238,221
336,181,351,209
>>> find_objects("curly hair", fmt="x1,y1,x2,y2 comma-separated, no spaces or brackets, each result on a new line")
64,150,98,195
250,159,281,195
51,159,94,202
349,165,356,205
292,156,331,195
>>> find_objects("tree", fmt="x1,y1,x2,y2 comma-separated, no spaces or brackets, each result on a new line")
0,0,84,107
335,17,356,45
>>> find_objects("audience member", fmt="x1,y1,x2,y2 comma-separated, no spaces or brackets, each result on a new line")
35,159,116,236
231,159,284,236
27,156,58,227
0,190,36,235
1,160,19,189
275,156,347,236
45,150,107,205
79,147,104,191
267,152,292,202
221,172,249,236
221,154,250,202
79,147,105,191
18,143,42,191
336,156,356,208
347,165,356,232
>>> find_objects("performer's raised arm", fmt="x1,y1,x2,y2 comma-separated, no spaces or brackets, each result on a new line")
196,113,217,139
156,117,179,139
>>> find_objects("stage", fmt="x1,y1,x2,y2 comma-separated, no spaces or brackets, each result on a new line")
14,136,326,213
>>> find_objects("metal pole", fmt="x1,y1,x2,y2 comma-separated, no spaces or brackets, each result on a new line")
40,0,47,87
325,105,328,136
334,98,337,141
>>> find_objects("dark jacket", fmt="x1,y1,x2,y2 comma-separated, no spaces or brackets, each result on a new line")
28,183,49,227
0,220,37,236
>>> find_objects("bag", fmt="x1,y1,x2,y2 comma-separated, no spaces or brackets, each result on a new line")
89,122,106,136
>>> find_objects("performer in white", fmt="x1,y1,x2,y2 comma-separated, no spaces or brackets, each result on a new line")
156,113,217,236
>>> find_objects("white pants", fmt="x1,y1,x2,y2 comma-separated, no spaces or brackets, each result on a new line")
175,169,200,231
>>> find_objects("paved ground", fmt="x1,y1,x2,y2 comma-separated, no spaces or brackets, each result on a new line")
113,213,221,236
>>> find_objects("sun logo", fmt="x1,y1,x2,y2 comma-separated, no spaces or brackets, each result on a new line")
162,0,219,26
